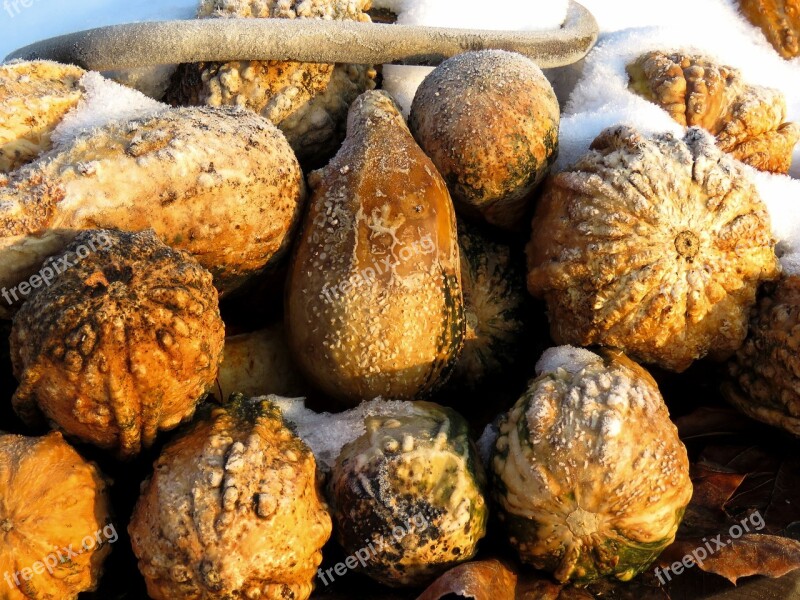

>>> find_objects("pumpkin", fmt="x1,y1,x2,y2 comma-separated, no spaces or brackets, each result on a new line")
409,50,559,231
164,0,377,165
527,125,780,372
450,218,528,390
327,401,488,587
129,394,332,600
739,0,800,59
723,274,800,435
285,90,464,405
0,100,305,313
627,50,800,173
218,323,310,400
0,61,84,174
0,431,113,600
491,347,692,584
10,229,225,458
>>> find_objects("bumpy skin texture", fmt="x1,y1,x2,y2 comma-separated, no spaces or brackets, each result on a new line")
740,0,800,58
451,219,527,390
0,432,112,600
286,91,465,405
129,395,332,600
0,61,85,173
165,0,376,165
491,349,692,584
10,230,225,458
0,105,304,312
527,126,780,372
328,402,488,587
724,275,800,435
410,50,559,231
627,51,800,173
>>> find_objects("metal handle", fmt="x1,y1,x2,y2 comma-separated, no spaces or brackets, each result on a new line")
5,1,597,69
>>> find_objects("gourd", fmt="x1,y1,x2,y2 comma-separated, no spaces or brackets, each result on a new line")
10,229,225,458
491,347,693,584
450,218,527,390
627,50,800,173
410,50,559,230
0,99,305,309
739,0,800,59
128,394,332,600
0,431,113,600
327,401,488,586
0,60,84,173
285,90,464,405
164,0,376,165
527,125,780,372
724,275,800,435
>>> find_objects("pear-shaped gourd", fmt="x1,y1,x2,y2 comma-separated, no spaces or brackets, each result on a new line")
286,90,464,405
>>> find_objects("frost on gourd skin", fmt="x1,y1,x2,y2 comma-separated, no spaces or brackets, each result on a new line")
527,125,781,373
0,61,85,173
129,394,332,600
327,401,488,587
739,0,800,59
627,50,800,173
0,432,113,600
724,275,800,435
0,105,305,308
165,0,377,166
491,348,692,585
10,230,225,458
409,50,560,231
285,90,465,405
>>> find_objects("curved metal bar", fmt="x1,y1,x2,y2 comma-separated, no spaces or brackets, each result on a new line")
5,1,598,70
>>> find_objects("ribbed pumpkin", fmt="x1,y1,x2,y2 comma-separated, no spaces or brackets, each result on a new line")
739,0,800,58
0,431,113,600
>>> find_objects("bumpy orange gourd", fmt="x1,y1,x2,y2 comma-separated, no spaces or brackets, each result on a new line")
0,432,113,600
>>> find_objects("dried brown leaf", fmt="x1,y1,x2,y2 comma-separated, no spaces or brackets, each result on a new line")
659,534,800,584
416,560,517,600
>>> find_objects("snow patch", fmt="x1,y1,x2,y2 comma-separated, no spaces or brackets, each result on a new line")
535,346,602,377
52,72,167,147
270,396,417,471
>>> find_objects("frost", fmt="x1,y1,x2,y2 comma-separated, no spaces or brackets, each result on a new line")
269,396,417,470
535,346,602,377
561,0,800,276
52,72,166,147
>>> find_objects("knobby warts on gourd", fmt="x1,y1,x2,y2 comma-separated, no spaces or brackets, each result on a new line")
10,229,225,458
491,348,692,584
129,394,332,600
627,50,800,173
165,0,377,165
527,125,780,372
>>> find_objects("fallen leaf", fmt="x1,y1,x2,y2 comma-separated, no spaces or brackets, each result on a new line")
417,560,517,600
658,534,800,584
676,408,757,441
515,573,594,600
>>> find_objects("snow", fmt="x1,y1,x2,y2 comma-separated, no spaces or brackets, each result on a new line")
52,72,166,147
376,0,569,116
558,0,800,274
535,346,602,377
269,396,418,471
